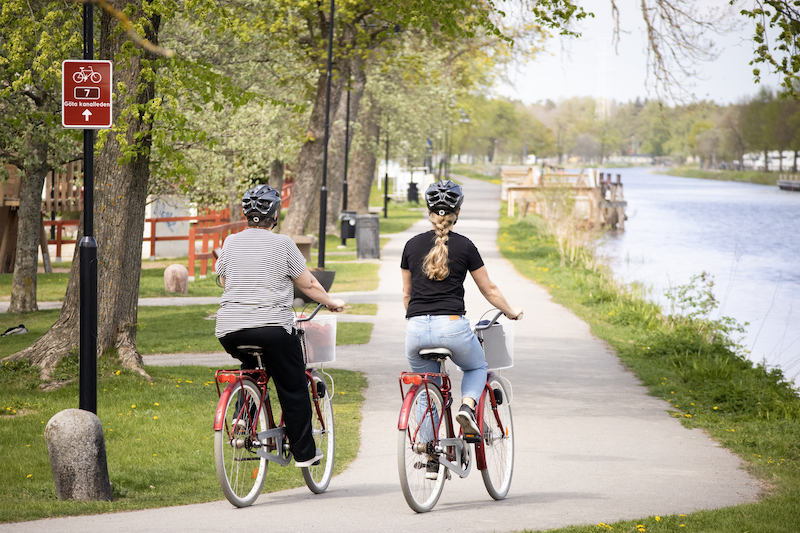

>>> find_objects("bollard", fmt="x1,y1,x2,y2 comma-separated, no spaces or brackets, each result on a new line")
45,409,113,501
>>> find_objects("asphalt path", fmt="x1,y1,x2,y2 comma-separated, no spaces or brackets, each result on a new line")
2,176,760,532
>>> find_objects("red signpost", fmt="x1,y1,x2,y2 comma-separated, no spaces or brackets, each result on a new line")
62,60,113,129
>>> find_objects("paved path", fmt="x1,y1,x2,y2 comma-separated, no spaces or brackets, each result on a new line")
1,176,760,532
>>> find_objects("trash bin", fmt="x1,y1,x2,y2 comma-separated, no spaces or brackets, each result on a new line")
407,182,419,204
339,210,357,240
355,214,380,259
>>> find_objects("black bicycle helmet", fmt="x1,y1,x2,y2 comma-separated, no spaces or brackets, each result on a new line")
425,180,464,216
242,184,281,223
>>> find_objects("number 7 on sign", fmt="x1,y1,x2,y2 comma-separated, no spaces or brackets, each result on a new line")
74,87,100,100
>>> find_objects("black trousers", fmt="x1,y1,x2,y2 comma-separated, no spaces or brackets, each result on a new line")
219,326,316,462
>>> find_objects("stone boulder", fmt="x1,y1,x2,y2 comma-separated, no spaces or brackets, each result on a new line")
45,409,113,501
164,264,189,294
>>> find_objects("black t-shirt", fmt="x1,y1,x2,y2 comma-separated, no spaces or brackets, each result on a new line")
401,230,484,318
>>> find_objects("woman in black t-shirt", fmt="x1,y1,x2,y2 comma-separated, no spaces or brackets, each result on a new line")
400,180,522,436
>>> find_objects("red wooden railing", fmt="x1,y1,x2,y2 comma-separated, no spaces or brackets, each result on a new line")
41,211,233,264
187,219,248,280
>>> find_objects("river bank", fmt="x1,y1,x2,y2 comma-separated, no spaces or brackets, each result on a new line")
661,166,783,185
496,208,800,533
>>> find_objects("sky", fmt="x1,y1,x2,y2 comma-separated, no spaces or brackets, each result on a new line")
495,0,785,106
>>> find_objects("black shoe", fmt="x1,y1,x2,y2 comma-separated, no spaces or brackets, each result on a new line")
455,403,480,436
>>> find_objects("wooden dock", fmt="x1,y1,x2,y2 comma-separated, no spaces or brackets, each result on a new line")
778,174,800,191
503,167,627,230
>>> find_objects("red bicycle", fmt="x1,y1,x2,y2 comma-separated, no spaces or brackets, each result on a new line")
213,303,336,507
397,310,516,513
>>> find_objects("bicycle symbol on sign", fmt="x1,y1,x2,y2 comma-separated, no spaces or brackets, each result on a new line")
72,66,102,84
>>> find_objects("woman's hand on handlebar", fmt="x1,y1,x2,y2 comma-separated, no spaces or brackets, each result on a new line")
326,298,346,313
505,307,523,320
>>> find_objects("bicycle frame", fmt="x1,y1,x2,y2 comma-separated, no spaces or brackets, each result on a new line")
398,370,474,478
213,367,322,468
398,368,506,474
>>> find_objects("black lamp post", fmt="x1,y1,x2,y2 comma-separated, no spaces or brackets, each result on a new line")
79,1,98,414
340,68,351,246
383,119,389,219
318,0,335,269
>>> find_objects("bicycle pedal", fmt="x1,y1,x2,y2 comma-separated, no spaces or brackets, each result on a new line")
463,433,480,443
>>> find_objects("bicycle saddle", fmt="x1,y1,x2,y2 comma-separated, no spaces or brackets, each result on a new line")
418,348,453,361
236,345,263,356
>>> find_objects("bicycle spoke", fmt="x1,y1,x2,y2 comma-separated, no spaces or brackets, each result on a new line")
398,383,446,513
479,378,514,500
302,370,335,494
215,379,268,507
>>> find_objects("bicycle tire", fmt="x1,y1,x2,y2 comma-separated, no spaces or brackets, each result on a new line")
397,383,446,513
479,376,514,500
214,378,268,507
301,370,335,493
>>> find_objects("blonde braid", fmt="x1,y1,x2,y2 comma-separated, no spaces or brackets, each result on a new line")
422,212,458,281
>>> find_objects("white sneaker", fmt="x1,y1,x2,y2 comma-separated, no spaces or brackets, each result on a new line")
295,449,323,467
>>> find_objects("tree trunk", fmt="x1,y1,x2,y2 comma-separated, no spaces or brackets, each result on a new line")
280,64,346,237
8,140,49,313
348,97,380,214
269,159,284,231
325,55,367,233
2,1,158,381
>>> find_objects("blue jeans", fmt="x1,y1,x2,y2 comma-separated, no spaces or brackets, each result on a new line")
405,315,488,402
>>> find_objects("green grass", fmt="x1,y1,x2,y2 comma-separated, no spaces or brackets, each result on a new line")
496,211,800,533
1,255,377,303
0,356,365,523
451,163,501,183
1,306,374,360
662,167,783,186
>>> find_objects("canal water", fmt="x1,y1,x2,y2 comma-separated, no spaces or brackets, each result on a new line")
598,167,800,385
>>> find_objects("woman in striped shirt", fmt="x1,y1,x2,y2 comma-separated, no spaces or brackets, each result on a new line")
215,184,344,468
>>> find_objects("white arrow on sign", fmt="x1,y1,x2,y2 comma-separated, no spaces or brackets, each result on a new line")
82,109,92,121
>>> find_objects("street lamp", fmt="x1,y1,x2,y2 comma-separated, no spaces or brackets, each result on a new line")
383,119,389,218
318,0,335,269
340,68,351,246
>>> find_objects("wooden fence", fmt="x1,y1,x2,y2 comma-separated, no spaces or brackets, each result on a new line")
187,219,248,280
40,212,233,264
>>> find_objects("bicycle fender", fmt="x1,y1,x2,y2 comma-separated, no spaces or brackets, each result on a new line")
213,383,239,431
397,384,420,431
475,374,498,471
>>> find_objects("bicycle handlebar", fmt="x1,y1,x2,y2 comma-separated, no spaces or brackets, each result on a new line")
474,310,505,331
296,303,326,323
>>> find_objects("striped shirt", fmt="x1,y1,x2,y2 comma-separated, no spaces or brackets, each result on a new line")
214,228,307,337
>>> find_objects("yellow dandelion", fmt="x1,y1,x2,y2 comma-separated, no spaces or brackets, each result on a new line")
685,414,692,418
26,474,32,479
131,404,136,408
154,403,159,406
655,516,660,522
713,406,718,410
153,416,158,420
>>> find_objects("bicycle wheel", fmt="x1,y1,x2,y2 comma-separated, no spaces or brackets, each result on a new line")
214,378,268,507
302,370,335,493
479,377,514,500
397,383,446,513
